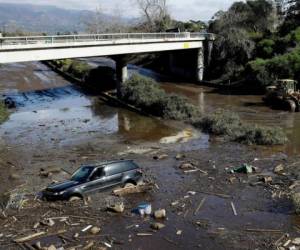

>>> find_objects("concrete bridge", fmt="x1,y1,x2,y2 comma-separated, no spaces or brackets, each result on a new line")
0,32,215,83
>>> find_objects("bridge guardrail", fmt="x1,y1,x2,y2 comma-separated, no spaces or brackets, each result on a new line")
0,32,215,47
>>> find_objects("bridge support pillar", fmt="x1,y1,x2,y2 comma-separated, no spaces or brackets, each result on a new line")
115,57,128,97
196,47,204,82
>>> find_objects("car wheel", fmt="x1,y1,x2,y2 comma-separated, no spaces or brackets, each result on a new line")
124,183,135,188
286,100,296,112
69,195,82,202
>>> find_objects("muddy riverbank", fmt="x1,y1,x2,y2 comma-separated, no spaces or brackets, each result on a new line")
1,61,300,249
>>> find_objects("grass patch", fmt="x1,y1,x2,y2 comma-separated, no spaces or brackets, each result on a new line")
0,101,9,124
121,74,199,120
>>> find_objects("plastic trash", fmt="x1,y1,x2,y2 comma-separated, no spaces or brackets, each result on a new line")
229,164,255,174
132,203,152,216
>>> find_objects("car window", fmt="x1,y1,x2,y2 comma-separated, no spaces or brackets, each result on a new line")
71,166,94,182
105,162,136,176
91,168,105,180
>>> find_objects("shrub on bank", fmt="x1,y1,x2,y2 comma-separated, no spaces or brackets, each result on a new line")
53,59,92,80
193,109,241,136
121,74,199,120
235,124,287,145
193,109,287,145
68,61,92,80
0,101,8,124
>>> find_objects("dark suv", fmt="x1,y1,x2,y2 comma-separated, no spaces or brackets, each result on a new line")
42,160,142,200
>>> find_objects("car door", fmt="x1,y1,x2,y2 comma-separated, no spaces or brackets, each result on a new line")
83,167,106,193
104,163,124,187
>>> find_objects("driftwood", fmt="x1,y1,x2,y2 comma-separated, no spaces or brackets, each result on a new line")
14,232,46,243
194,198,206,215
231,202,238,216
245,228,282,233
136,233,153,236
113,184,153,196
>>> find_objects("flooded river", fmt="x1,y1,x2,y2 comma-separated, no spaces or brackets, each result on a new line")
0,60,299,155
1,60,300,250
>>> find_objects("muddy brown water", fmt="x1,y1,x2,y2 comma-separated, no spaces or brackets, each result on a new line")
161,82,300,155
0,60,300,249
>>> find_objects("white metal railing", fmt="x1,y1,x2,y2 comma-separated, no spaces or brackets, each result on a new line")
0,32,215,47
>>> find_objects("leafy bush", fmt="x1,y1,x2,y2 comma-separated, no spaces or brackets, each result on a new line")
235,124,287,145
193,109,287,145
52,59,92,80
193,109,241,136
248,47,300,86
68,61,92,80
163,94,200,120
121,74,199,120
0,101,8,124
257,39,275,58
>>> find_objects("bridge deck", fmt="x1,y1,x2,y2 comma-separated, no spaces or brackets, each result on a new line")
0,33,215,64
0,33,214,50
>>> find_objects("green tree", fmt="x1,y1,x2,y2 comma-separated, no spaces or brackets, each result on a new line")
208,0,277,81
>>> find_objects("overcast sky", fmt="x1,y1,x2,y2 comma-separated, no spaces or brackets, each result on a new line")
0,0,237,20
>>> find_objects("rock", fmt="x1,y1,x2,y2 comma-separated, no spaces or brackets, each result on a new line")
175,154,185,160
9,174,20,180
151,222,165,230
108,203,125,213
261,176,272,183
292,238,300,245
46,245,57,250
274,164,284,173
153,154,168,160
154,209,166,219
179,163,194,170
90,226,101,235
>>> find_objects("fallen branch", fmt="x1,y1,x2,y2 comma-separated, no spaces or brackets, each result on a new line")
137,233,153,236
245,229,282,233
199,191,231,199
14,232,46,243
231,202,237,216
194,198,206,215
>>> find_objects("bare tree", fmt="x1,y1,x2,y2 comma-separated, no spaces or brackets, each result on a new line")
83,5,107,33
135,0,169,31
83,4,129,34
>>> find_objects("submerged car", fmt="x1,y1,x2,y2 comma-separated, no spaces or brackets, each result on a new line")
42,160,143,200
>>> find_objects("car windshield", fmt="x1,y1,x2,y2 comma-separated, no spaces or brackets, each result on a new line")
71,166,94,182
